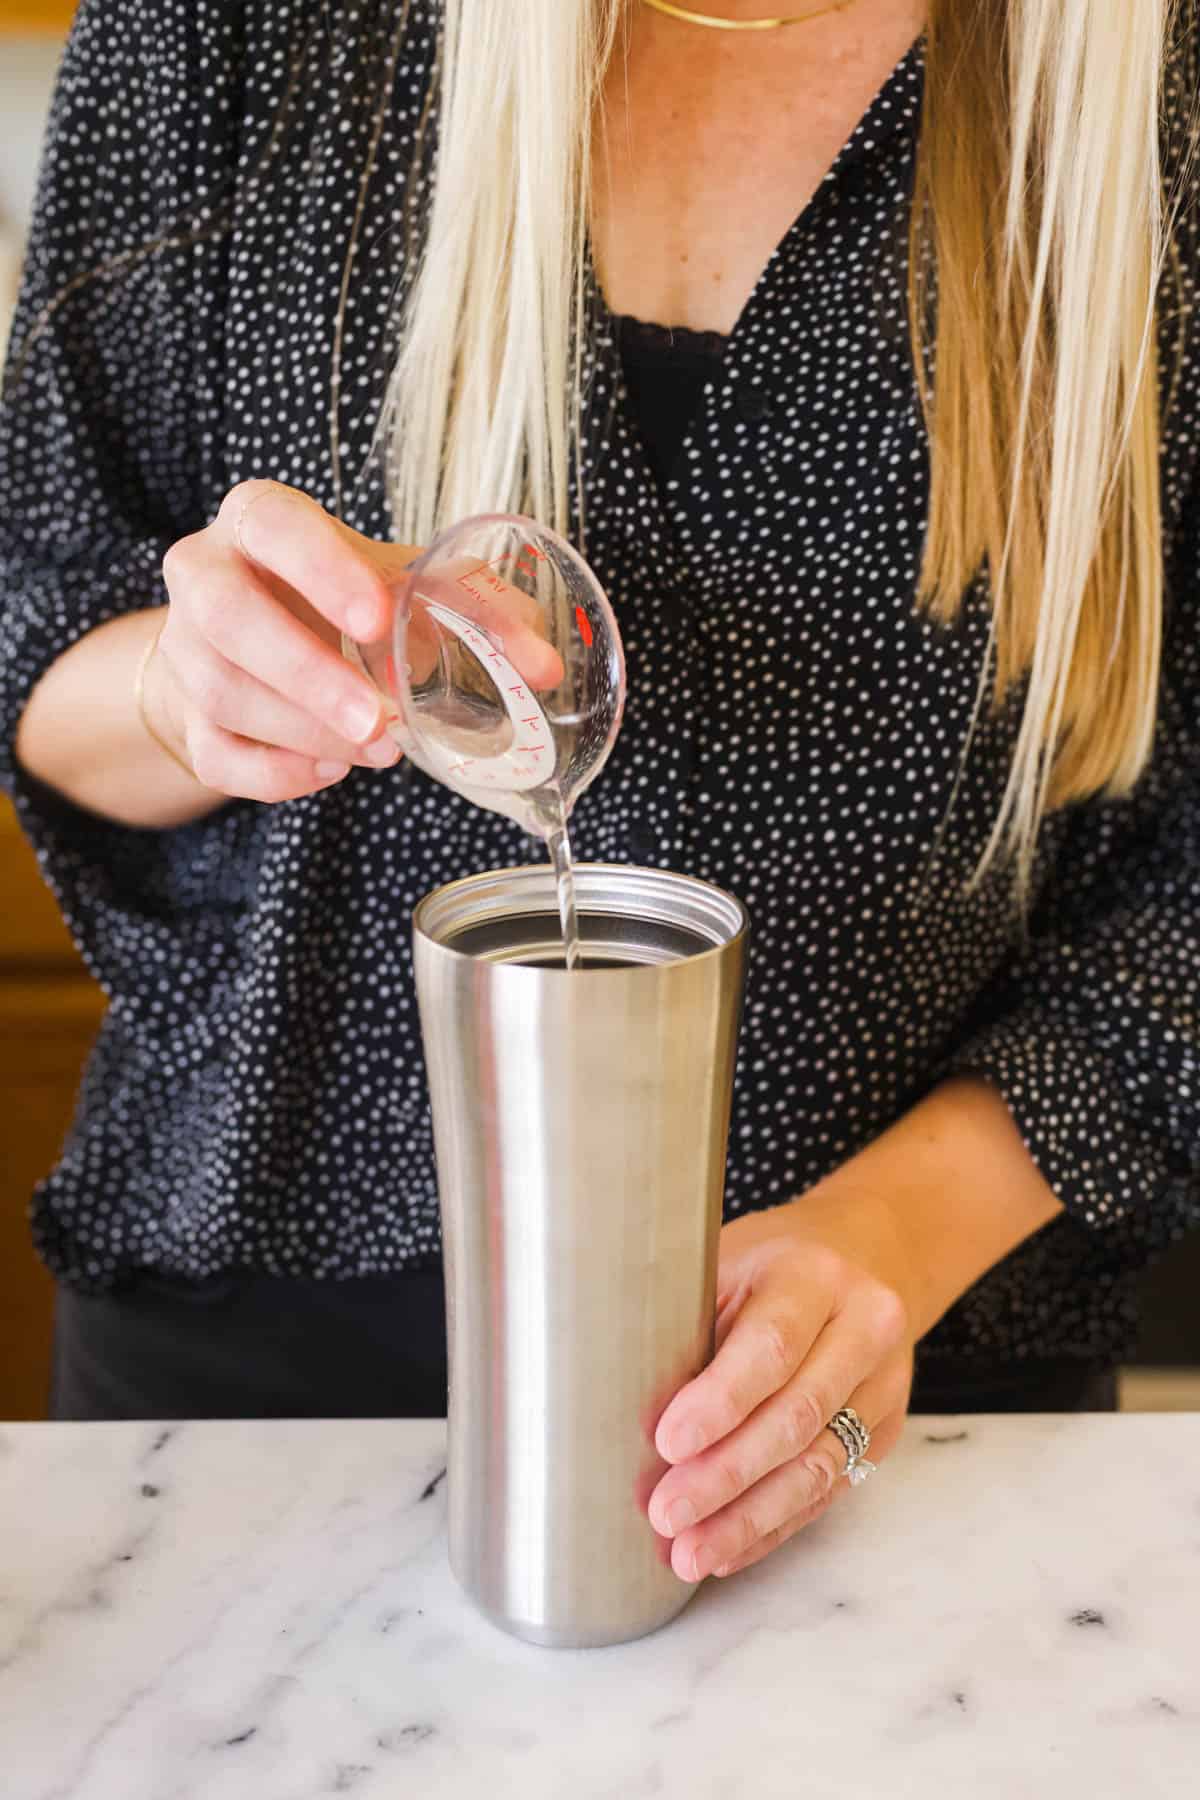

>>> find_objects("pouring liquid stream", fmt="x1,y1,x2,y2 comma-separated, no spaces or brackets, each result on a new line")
539,789,583,971
345,513,624,974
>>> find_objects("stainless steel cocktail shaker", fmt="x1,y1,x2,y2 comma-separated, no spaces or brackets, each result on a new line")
413,863,747,1648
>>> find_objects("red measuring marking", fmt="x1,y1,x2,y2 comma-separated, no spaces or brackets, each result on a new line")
457,559,507,600
516,542,548,576
575,607,593,647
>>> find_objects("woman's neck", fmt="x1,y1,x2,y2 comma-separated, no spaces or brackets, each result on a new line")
593,0,925,334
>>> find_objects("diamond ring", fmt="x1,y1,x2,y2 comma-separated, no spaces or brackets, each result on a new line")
828,1406,877,1487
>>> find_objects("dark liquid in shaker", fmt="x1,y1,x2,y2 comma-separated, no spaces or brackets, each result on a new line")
515,955,640,970
447,910,713,967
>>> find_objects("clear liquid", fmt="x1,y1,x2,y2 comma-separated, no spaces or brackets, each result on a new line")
539,789,582,971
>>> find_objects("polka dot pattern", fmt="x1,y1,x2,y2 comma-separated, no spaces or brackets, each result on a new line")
0,4,1197,1371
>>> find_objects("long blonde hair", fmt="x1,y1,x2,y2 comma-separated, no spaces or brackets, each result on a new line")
380,0,1182,884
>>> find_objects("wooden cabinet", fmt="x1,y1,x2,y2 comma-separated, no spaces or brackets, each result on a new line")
2,0,90,1417
0,3,75,31
0,795,105,1419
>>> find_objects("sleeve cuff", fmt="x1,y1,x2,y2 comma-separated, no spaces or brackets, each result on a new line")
946,1009,1197,1260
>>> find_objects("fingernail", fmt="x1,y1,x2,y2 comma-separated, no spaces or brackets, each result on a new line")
669,1423,707,1462
315,760,350,783
713,1563,733,1579
664,1497,697,1537
689,1544,715,1583
340,694,381,744
363,734,400,767
346,601,380,641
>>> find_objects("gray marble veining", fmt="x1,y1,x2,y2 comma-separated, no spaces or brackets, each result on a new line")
1,1415,1197,1798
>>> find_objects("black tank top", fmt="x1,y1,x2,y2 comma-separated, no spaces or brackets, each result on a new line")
616,314,727,489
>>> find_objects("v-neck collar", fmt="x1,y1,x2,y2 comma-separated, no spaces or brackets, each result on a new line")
586,31,926,362
579,31,927,543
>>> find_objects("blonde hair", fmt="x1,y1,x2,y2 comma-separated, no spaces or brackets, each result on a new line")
380,0,1182,884
380,0,621,540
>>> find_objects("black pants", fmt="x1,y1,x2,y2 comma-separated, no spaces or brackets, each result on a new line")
51,1271,451,1421
49,1270,1117,1421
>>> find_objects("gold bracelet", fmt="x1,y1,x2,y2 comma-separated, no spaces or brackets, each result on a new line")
134,623,198,781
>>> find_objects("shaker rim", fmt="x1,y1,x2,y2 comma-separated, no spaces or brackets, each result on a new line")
412,861,749,972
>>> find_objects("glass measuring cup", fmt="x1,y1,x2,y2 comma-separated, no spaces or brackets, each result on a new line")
343,515,625,841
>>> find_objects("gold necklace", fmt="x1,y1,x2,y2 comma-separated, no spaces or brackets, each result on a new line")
641,0,854,30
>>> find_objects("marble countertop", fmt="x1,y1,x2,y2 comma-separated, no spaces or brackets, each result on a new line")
1,1415,1196,1799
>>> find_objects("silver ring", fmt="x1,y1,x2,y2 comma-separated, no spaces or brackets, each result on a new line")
828,1406,878,1487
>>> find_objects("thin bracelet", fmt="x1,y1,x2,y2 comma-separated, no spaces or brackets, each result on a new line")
134,624,198,781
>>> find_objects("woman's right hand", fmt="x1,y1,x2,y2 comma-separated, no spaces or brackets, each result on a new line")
148,480,415,803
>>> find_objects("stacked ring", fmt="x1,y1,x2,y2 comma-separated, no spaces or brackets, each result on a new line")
828,1406,878,1486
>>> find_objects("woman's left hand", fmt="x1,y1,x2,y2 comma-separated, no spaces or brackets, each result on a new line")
648,1198,914,1582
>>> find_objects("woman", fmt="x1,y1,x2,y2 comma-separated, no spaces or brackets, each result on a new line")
1,0,1197,1587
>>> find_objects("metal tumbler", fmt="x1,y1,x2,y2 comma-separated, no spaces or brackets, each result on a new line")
412,863,748,1648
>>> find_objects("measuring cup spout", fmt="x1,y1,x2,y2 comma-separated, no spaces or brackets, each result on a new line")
341,514,625,838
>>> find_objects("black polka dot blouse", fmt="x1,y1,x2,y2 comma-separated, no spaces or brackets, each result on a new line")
2,1,1198,1377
